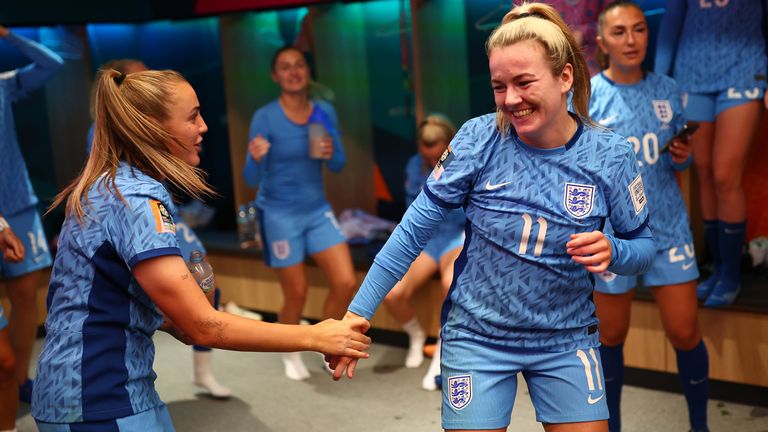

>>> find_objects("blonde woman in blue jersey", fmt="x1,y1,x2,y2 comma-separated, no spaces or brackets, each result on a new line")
382,114,464,390
655,0,768,307
87,59,233,399
591,2,708,431
243,46,356,381
329,3,656,431
32,69,370,432
0,25,63,405
0,213,24,432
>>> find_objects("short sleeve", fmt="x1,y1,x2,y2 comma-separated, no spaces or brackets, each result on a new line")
606,141,649,237
423,120,481,208
108,195,182,268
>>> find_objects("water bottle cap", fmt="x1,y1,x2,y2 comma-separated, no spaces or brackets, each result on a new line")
189,250,204,263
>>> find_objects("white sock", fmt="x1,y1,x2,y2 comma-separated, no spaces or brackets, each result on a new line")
422,338,441,391
282,352,311,380
193,351,232,398
402,318,426,368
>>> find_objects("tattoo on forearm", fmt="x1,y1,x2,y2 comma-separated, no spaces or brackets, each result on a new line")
181,273,190,280
196,317,228,346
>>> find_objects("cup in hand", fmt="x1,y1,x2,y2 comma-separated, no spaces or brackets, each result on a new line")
308,122,330,160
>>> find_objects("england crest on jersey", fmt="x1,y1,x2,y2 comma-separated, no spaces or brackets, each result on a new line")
448,374,472,410
652,99,673,124
564,183,595,219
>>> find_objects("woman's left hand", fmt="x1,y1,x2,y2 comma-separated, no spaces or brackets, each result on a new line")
668,137,692,164
318,137,333,160
566,231,612,273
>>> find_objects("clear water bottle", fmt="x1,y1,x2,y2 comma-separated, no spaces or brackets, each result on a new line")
236,204,251,248
247,201,263,250
188,250,214,293
307,110,329,160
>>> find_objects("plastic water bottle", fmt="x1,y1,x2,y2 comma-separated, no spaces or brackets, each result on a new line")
188,250,214,293
247,201,263,250
236,204,250,248
307,110,329,159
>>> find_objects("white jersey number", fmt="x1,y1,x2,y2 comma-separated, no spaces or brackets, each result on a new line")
576,348,604,392
519,214,547,257
699,0,729,8
627,133,659,167
26,228,48,258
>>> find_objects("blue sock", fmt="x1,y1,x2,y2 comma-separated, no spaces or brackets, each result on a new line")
697,220,720,298
600,344,624,432
717,221,745,285
676,340,709,431
705,221,745,306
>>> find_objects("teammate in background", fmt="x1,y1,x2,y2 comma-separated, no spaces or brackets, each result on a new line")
0,213,25,432
329,3,656,431
591,2,708,431
381,114,464,390
87,59,237,398
243,46,355,381
0,25,63,405
655,0,768,307
32,69,370,431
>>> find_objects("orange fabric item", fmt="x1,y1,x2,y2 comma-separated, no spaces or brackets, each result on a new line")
373,163,394,202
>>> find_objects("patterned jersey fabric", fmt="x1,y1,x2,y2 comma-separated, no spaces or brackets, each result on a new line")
590,71,692,250
32,162,182,423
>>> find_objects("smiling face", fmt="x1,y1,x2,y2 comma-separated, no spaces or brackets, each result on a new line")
162,81,207,166
489,39,573,148
271,48,310,95
597,5,648,73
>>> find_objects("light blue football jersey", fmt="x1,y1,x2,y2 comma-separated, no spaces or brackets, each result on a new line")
404,154,465,236
424,114,649,351
243,100,345,211
590,72,693,251
670,0,767,92
32,162,182,423
0,32,63,216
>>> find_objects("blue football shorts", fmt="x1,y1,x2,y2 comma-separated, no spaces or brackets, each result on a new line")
441,337,608,429
259,203,346,268
36,404,175,432
595,243,699,294
0,206,52,279
684,87,765,122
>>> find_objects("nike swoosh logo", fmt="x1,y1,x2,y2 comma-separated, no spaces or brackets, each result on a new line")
598,114,618,126
587,394,605,404
689,377,707,385
682,262,694,270
485,180,513,190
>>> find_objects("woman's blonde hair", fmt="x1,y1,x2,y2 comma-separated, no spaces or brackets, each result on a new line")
486,2,594,134
51,69,214,222
418,114,457,147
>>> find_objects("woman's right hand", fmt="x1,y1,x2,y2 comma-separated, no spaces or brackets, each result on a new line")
248,134,271,162
310,315,371,360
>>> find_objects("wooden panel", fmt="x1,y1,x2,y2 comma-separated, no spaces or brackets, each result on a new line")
209,253,442,336
623,300,670,371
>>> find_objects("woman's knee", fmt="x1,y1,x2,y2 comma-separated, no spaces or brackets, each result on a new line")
0,350,16,383
599,323,630,346
666,325,701,350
